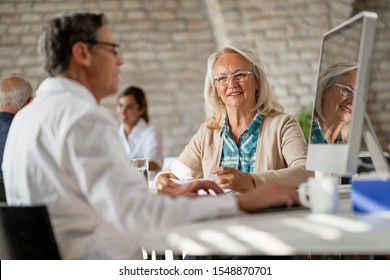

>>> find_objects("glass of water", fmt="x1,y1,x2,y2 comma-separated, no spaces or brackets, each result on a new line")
130,158,149,181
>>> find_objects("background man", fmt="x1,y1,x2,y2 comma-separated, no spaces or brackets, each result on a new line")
0,74,33,202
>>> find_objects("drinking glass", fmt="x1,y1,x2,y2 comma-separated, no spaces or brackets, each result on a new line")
130,158,149,181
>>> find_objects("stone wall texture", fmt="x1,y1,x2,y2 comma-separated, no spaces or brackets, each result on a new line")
0,0,389,157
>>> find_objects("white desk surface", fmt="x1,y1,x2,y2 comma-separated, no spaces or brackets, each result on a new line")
142,190,390,256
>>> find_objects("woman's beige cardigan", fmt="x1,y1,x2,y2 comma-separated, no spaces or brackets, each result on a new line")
169,112,314,187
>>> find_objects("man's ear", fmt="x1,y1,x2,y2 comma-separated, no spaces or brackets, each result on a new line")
22,96,33,108
71,42,92,66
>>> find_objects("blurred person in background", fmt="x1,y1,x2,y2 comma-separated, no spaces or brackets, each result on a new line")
116,85,163,175
0,74,33,202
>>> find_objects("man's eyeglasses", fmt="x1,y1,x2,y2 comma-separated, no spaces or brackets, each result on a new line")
333,83,356,98
83,40,120,56
214,71,253,86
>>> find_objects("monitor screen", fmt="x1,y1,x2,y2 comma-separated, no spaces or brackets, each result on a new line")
306,11,378,177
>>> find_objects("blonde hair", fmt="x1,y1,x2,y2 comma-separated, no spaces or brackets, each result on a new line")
204,45,283,130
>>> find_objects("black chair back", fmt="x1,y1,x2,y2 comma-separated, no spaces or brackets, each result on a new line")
0,204,61,259
0,180,6,203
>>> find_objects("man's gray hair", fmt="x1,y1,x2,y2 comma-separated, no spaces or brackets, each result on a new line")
0,74,33,110
37,11,107,76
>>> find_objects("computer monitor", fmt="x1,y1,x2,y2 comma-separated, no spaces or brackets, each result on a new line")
306,11,388,178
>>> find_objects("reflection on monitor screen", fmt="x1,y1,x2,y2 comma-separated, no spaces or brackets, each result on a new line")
311,61,357,144
306,11,378,177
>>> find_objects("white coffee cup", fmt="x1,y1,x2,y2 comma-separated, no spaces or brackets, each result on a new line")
130,158,149,181
298,176,339,213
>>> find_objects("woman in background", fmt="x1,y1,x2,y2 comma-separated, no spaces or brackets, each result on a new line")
117,86,163,174
311,61,357,144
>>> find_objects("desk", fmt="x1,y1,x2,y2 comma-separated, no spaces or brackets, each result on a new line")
142,191,390,256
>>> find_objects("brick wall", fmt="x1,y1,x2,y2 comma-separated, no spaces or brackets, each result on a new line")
0,0,389,157
352,0,390,149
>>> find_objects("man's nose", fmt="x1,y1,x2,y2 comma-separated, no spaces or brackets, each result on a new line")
117,55,124,65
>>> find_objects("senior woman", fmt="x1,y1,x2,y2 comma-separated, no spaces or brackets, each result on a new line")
311,61,357,144
156,45,313,193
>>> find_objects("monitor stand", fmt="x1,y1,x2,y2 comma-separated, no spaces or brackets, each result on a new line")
362,113,390,174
